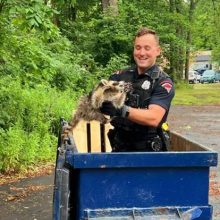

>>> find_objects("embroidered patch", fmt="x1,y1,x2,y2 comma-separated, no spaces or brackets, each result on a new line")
160,81,172,93
141,80,151,90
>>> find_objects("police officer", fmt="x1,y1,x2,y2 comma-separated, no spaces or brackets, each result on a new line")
100,27,175,152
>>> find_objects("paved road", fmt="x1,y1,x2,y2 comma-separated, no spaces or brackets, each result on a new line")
169,105,220,220
0,174,54,220
0,105,219,220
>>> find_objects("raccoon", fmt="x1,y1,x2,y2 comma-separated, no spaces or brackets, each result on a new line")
69,79,132,129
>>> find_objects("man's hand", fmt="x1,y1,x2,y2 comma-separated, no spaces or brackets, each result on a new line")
100,101,129,118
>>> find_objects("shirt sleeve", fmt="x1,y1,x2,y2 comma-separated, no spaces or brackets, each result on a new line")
149,78,175,110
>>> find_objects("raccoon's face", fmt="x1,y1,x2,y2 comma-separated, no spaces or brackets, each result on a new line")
91,79,133,108
100,79,132,94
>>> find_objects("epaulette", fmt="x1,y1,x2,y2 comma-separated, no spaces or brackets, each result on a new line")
152,68,170,81
151,69,160,80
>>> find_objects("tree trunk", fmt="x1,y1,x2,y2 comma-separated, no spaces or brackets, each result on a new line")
185,0,198,81
101,0,118,16
69,5,76,21
168,0,177,80
49,0,60,26
101,0,109,11
0,1,6,13
175,0,186,80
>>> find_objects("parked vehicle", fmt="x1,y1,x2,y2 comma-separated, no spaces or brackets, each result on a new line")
194,68,207,76
200,70,217,83
188,70,201,83
195,71,202,82
215,71,220,82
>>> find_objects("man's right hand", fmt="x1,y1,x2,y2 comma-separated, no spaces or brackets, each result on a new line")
100,101,121,117
100,101,129,118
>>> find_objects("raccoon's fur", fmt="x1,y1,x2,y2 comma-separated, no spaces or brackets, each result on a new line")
69,79,132,128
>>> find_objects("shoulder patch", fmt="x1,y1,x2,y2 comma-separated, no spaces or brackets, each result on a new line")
160,80,173,93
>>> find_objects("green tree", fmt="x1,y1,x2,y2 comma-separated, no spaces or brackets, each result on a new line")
193,0,220,66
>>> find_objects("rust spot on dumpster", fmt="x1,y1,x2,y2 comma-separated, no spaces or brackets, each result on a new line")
209,170,220,203
209,181,220,196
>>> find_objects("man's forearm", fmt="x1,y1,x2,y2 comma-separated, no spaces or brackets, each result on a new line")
127,104,166,127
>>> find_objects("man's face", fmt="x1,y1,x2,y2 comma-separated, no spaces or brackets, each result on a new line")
133,34,161,74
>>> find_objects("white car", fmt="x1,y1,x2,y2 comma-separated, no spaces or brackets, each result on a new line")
188,70,201,84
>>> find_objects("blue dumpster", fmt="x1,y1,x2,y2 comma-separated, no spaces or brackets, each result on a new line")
53,120,218,220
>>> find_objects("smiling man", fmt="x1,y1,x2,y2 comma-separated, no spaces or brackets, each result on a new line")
100,27,175,152
133,29,160,73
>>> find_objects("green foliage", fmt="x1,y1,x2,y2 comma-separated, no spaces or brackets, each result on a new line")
0,0,106,173
1,0,220,173
58,0,193,79
0,124,25,173
0,78,75,173
88,16,133,66
174,80,194,90
192,0,220,63
173,83,220,105
104,54,130,76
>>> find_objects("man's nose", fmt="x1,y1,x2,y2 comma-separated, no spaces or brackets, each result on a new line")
139,48,146,55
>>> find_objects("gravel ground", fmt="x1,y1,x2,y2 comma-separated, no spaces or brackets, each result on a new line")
0,105,219,220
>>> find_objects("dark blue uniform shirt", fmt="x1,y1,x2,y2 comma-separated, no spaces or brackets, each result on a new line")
110,65,175,122
107,64,175,152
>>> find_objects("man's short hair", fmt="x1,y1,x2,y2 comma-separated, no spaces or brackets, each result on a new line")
135,27,160,45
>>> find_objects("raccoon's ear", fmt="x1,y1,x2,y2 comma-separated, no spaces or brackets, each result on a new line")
100,79,108,86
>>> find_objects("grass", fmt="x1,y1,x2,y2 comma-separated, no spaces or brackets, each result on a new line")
173,83,220,105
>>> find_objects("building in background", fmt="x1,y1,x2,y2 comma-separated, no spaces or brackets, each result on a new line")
190,50,219,70
190,50,212,71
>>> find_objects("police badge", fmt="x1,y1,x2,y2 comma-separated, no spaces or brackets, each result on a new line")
141,80,151,90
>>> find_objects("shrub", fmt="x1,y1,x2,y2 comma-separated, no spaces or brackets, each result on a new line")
0,78,76,173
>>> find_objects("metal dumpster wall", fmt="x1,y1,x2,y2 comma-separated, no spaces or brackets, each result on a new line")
73,166,210,219
65,148,217,220
54,120,218,220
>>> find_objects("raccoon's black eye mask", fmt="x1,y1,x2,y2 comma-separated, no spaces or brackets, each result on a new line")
103,88,119,95
112,82,119,86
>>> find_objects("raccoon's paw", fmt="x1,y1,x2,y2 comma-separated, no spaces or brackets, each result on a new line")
101,117,111,124
124,82,133,92
98,116,111,124
103,118,111,124
106,117,112,124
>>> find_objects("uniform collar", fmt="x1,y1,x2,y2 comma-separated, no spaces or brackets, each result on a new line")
134,65,160,80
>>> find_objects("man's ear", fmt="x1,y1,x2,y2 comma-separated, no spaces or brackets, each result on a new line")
156,46,161,56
